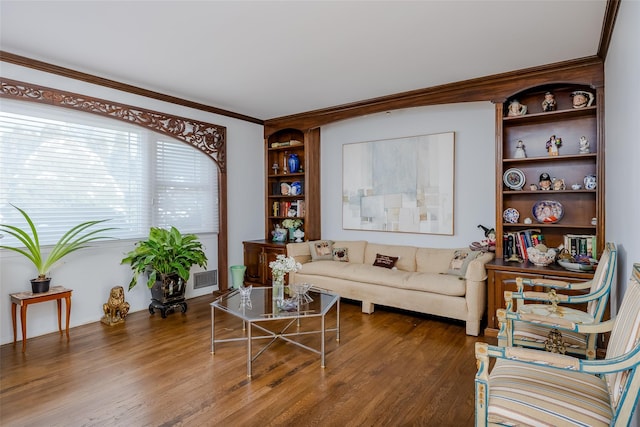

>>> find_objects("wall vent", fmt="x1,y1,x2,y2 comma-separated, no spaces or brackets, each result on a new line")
194,270,218,289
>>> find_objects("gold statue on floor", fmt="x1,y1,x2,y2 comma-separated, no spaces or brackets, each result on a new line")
101,286,130,325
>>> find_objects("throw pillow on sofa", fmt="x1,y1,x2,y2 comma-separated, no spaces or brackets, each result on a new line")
309,240,334,261
447,250,480,276
373,253,398,269
332,247,349,262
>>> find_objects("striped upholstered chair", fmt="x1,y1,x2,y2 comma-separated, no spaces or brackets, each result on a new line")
498,242,617,360
475,263,640,426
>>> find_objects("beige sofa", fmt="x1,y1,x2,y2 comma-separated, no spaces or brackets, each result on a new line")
287,240,494,336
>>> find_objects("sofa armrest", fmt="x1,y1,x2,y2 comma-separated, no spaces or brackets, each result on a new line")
286,242,312,264
465,251,494,282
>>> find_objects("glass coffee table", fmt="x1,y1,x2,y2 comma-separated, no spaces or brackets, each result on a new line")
211,286,340,378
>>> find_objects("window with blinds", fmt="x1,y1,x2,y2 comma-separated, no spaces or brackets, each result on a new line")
0,99,218,247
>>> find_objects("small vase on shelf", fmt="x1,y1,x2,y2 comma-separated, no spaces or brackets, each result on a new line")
287,153,300,173
288,227,296,241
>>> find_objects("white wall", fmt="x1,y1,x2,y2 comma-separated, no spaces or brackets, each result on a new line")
605,2,640,425
0,63,264,345
320,102,496,248
605,0,640,299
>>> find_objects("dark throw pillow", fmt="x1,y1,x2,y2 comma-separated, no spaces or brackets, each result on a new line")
373,253,398,269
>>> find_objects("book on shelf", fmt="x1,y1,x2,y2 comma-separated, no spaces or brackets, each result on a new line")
564,234,597,259
271,139,303,148
503,229,543,260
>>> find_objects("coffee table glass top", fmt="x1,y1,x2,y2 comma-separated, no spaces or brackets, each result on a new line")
212,286,338,322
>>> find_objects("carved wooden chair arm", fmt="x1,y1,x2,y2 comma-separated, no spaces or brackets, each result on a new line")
476,340,640,375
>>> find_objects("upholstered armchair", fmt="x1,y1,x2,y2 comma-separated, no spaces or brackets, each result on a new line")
498,242,617,359
475,263,640,426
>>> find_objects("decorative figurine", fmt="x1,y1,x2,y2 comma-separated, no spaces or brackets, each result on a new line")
469,225,496,253
272,162,279,174
553,178,565,191
529,183,538,191
539,172,553,191
102,286,130,326
571,90,595,109
546,134,562,156
293,228,305,243
579,136,590,154
514,140,527,158
271,224,287,242
507,99,527,116
541,91,557,111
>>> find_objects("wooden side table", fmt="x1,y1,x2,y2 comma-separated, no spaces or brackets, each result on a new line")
10,286,72,352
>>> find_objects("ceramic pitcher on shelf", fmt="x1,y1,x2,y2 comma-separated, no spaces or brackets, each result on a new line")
584,174,597,190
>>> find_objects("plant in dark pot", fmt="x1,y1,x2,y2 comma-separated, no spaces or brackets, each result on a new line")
0,205,114,293
121,226,207,318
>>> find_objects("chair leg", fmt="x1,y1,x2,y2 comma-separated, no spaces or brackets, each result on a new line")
475,343,490,426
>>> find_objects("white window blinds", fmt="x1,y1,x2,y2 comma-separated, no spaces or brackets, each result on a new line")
0,99,218,246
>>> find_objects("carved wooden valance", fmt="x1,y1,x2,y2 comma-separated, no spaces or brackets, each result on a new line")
0,78,226,173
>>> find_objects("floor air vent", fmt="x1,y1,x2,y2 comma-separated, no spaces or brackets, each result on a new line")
194,270,218,289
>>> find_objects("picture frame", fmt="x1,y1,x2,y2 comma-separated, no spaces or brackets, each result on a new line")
342,131,455,235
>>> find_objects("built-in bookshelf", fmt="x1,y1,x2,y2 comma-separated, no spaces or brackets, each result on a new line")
265,128,320,241
486,79,605,337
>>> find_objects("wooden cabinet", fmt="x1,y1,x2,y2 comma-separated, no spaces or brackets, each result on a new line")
485,260,593,335
495,83,604,259
243,240,287,286
265,127,321,241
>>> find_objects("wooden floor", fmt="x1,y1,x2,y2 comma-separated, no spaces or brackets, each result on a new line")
1,292,493,426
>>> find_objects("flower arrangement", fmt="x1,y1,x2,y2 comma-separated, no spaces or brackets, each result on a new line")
282,218,303,230
269,254,302,283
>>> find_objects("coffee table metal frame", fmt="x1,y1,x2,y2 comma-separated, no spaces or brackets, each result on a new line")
211,286,340,378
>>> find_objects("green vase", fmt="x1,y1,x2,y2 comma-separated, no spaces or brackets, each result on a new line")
230,265,246,289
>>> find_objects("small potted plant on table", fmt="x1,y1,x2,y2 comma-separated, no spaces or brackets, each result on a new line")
0,205,113,293
121,226,207,318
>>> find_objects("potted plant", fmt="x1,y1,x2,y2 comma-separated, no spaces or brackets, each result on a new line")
120,226,207,317
0,204,114,293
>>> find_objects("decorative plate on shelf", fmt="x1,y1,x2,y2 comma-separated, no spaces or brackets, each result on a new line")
558,259,597,272
532,200,564,223
503,208,520,224
503,168,526,190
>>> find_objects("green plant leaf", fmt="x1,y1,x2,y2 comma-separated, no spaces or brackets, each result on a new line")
0,204,114,277
121,226,207,290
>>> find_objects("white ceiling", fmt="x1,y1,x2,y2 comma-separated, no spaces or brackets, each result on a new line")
0,1,608,121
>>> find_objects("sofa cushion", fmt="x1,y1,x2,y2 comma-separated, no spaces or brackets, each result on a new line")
364,243,417,271
373,253,398,269
332,240,367,264
308,240,333,261
416,247,459,273
296,260,465,297
299,260,411,288
447,250,481,277
404,272,467,296
332,247,349,262
286,242,312,264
